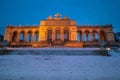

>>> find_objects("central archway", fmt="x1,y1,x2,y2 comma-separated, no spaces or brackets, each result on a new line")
56,30,60,41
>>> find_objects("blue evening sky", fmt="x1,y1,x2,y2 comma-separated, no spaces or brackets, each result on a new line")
0,0,120,35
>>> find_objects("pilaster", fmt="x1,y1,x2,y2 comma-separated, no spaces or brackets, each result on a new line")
52,29,56,41
60,29,64,41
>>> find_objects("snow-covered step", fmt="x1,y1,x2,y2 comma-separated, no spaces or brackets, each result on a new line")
8,50,108,56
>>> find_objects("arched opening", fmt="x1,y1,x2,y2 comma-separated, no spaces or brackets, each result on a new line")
12,31,18,42
56,30,60,40
34,31,39,42
92,31,99,42
100,31,106,41
47,30,52,42
84,31,90,42
19,31,25,42
64,30,69,42
87,31,91,41
27,31,32,42
77,31,82,42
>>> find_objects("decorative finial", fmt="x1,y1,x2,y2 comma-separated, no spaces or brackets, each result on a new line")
54,13,61,19
47,16,52,20
64,16,69,20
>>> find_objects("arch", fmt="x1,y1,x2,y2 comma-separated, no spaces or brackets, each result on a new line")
47,27,53,30
63,27,69,31
55,27,61,30
56,30,60,40
55,27,62,41
77,31,82,42
92,30,99,42
84,30,90,42
99,30,106,41
34,31,39,42
26,31,32,42
19,31,25,42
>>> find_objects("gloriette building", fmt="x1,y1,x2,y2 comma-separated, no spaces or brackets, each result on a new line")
4,13,115,47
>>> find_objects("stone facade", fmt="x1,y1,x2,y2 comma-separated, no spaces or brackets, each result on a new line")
4,13,115,47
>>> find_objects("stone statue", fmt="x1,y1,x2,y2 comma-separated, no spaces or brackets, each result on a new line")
54,13,61,19
47,16,52,20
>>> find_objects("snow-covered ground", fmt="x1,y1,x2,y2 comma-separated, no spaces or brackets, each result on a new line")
0,48,120,80
6,47,100,50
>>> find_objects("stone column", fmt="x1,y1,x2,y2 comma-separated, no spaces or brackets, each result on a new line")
16,33,20,42
31,33,34,42
60,29,64,42
92,32,95,41
98,32,101,41
10,32,13,42
80,32,82,41
36,33,39,42
82,32,84,41
90,32,93,42
23,33,27,42
86,32,88,42
11,33,14,42
52,29,56,41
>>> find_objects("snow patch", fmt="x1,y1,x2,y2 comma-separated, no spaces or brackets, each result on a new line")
0,54,120,80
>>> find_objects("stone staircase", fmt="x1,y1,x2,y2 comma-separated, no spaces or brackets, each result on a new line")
9,49,107,56
52,40,64,46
